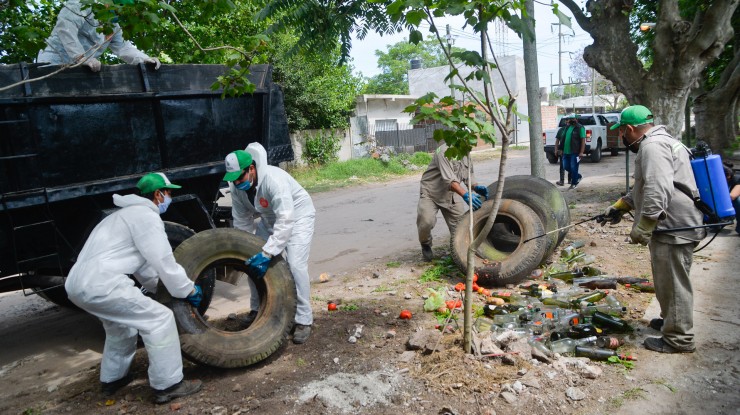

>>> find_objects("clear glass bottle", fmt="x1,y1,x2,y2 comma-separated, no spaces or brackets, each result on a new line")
549,336,598,354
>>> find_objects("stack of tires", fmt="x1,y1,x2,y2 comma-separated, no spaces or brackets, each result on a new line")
450,175,570,287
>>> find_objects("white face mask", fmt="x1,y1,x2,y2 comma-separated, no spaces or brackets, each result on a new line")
158,192,172,214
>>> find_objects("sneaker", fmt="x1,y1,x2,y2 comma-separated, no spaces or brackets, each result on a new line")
555,181,564,186
644,337,695,354
648,318,664,331
421,244,433,262
240,310,259,329
569,183,577,190
153,380,203,404
101,374,134,397
293,324,312,344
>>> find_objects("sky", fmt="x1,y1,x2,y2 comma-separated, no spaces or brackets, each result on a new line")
348,2,593,92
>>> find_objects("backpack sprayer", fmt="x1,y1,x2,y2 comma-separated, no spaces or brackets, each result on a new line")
524,141,736,245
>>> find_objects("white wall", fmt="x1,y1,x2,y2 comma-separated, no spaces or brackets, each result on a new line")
285,128,353,167
408,56,530,144
355,95,417,127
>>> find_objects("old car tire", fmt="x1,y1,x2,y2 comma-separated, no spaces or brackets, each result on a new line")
546,152,559,164
486,175,571,247
451,199,548,287
160,228,296,368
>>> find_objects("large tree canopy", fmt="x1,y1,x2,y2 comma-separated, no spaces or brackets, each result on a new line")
559,0,738,152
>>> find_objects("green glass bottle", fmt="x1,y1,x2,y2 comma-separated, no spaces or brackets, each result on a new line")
591,311,633,332
571,290,607,307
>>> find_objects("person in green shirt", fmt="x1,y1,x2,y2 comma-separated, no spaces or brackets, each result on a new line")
558,116,586,189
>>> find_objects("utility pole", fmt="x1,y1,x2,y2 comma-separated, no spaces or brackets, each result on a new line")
591,67,596,115
524,0,545,178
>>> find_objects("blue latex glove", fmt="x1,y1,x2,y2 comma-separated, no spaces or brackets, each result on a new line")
462,192,482,211
246,252,271,279
185,285,203,308
473,185,489,200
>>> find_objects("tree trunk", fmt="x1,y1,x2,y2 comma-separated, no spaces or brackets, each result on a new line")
558,0,738,136
694,46,740,154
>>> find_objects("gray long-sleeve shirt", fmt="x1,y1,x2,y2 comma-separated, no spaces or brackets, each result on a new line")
624,125,706,244
419,143,474,203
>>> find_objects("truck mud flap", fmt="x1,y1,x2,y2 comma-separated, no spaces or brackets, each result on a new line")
157,228,296,368
451,199,548,287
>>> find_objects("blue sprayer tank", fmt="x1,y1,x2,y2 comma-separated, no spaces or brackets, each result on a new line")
690,143,736,220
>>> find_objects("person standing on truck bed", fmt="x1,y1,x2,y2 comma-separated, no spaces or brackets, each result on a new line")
557,115,586,189
417,142,489,261
598,105,705,354
37,0,161,72
223,143,316,344
64,173,203,404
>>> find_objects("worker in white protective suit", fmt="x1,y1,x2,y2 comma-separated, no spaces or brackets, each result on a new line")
37,0,161,72
65,173,202,404
223,143,316,344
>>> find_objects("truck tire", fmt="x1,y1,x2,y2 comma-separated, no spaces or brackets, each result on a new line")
486,175,570,247
160,228,296,369
610,148,619,156
451,199,548,287
546,152,559,164
590,141,602,162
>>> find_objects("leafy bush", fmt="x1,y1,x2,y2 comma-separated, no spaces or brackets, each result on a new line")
302,131,342,165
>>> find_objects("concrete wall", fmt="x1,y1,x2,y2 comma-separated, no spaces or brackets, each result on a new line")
408,56,530,144
285,128,353,167
354,95,417,128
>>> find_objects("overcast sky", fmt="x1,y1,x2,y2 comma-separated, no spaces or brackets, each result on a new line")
348,2,593,92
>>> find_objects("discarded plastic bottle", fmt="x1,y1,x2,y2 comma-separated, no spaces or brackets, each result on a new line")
571,290,607,307
575,346,636,361
550,336,598,354
595,336,624,350
577,254,596,265
604,295,626,314
591,311,633,332
561,240,585,257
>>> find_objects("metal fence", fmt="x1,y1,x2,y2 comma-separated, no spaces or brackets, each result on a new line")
372,123,448,154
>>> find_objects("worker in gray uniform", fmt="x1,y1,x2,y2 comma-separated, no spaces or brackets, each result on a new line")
416,143,488,261
598,105,705,353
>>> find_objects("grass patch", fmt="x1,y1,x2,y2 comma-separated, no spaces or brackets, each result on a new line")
288,152,431,193
419,256,462,283
509,145,529,150
372,284,393,293
296,358,307,367
653,378,677,392
386,261,401,268
339,303,358,311
623,387,646,400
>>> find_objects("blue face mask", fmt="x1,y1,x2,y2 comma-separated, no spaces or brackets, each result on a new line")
236,180,251,191
158,194,172,214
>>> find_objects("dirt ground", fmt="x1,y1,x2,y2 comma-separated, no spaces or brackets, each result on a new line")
1,150,739,415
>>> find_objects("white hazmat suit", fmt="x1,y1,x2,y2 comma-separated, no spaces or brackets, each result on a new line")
37,0,156,68
65,194,194,390
232,143,315,326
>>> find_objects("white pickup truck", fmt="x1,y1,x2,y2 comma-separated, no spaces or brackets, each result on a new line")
542,113,618,164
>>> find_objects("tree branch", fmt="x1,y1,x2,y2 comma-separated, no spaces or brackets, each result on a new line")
558,0,593,32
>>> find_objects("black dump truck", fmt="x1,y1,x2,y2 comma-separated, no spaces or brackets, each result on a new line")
0,63,298,368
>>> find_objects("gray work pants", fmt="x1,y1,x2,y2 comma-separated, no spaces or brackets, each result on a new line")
417,192,465,246
649,239,697,350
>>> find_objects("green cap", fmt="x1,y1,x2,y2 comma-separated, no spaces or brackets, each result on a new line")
137,172,181,194
223,150,253,181
610,105,654,130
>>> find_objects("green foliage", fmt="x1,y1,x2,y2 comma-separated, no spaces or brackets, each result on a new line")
424,287,446,311
289,154,430,192
302,131,342,166
364,36,466,95
339,303,359,311
419,256,461,283
386,261,401,268
607,355,636,370
0,0,58,64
